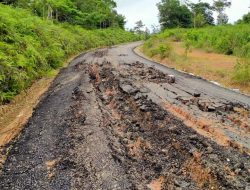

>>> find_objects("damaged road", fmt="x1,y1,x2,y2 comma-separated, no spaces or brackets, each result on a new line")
0,42,250,190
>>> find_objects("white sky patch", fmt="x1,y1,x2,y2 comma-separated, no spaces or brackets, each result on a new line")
115,0,250,30
116,0,159,30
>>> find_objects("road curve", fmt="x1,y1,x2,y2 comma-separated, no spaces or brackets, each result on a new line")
0,42,249,189
115,42,250,107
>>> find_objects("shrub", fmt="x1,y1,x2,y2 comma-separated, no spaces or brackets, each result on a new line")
156,43,172,58
233,59,250,84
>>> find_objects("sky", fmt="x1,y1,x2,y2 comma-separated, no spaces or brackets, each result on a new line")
115,0,250,30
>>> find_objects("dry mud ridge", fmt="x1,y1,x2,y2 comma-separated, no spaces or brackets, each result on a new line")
0,42,250,190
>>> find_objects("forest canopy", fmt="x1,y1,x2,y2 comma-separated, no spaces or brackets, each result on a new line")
157,0,234,29
0,0,126,29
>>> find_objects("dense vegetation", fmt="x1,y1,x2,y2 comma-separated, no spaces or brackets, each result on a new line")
237,12,250,24
143,24,250,84
144,0,250,87
0,4,138,103
157,0,232,29
147,25,250,58
0,0,125,29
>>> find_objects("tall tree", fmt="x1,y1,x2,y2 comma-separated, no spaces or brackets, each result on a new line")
237,12,250,24
189,1,214,27
144,27,151,39
72,0,123,28
151,24,160,34
157,0,192,29
0,0,126,29
213,0,231,25
133,20,145,34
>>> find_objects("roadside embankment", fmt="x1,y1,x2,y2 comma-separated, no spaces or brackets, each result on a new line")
141,25,250,94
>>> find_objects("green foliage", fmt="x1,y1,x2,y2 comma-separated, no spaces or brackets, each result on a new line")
237,13,250,24
151,24,250,57
189,2,214,27
157,0,233,29
143,37,172,58
233,60,250,84
0,0,126,29
143,24,250,84
157,0,192,29
157,43,172,58
0,4,139,103
213,0,231,12
213,0,231,25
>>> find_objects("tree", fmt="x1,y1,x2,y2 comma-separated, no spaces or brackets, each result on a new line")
213,0,231,25
193,13,206,27
1,0,126,29
157,0,192,29
0,0,17,4
144,27,151,39
237,12,250,24
189,1,214,27
133,20,145,34
113,13,126,29
217,12,229,24
151,24,160,34
73,0,120,28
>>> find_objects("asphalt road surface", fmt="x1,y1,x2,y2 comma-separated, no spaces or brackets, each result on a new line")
0,42,249,190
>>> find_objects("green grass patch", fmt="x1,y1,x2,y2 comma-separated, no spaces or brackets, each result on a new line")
143,24,250,85
233,59,250,85
143,37,172,58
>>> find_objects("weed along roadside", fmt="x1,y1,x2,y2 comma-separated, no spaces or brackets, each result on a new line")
141,25,250,95
0,41,136,149
0,4,140,105
0,53,84,171
0,53,75,145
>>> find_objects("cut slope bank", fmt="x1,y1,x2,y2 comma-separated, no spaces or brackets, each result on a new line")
0,4,138,104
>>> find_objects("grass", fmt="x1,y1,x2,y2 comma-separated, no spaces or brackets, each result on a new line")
0,4,139,104
151,25,250,58
142,25,250,94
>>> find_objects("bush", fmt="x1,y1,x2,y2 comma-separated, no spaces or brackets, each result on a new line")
0,4,139,104
233,60,250,84
156,43,172,58
143,36,172,58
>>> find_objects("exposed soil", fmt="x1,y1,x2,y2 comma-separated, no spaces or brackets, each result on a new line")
0,78,53,147
0,77,54,169
0,43,249,189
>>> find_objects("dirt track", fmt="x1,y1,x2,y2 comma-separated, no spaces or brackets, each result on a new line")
0,42,249,189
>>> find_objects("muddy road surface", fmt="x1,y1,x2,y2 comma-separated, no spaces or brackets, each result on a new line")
0,42,250,190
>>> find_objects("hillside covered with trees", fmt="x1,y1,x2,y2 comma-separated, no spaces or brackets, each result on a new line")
0,0,126,29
